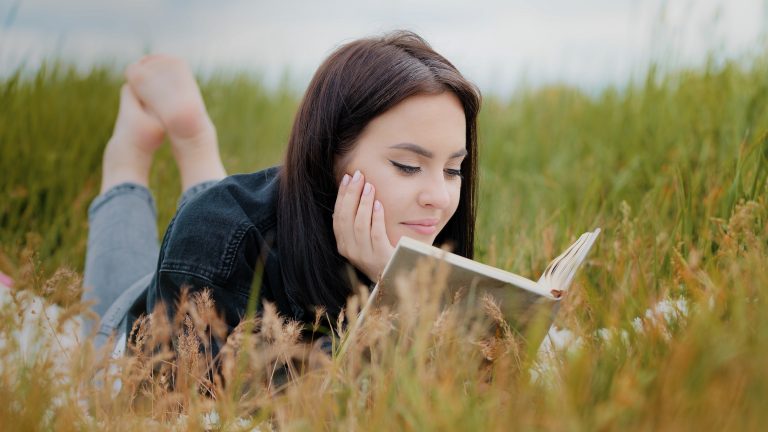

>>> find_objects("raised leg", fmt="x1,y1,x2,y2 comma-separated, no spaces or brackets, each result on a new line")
84,56,228,339
83,84,165,335
125,55,227,192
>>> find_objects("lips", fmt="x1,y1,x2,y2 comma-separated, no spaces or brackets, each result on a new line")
400,219,439,235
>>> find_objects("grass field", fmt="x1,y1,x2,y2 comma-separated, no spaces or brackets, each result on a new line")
1,53,767,430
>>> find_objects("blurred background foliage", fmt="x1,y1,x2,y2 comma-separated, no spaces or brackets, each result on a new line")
1,52,767,429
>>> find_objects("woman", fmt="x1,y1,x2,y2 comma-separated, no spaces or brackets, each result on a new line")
83,31,481,355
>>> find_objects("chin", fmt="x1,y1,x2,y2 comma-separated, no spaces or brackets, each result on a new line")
389,232,427,247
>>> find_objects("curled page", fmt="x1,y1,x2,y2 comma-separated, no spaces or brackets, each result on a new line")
537,228,601,298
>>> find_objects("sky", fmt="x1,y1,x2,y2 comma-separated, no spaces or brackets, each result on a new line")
0,0,766,95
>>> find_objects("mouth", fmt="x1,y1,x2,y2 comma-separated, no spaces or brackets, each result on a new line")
400,219,439,236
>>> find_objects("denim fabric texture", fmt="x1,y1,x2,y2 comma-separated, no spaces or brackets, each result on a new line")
84,179,219,344
145,166,302,348
84,182,160,337
85,166,305,355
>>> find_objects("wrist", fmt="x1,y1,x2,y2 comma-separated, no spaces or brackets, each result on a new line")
362,265,383,285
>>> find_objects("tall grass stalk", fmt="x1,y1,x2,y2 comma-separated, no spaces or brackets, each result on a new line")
0,53,767,429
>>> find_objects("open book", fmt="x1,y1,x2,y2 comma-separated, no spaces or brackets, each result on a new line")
343,229,601,354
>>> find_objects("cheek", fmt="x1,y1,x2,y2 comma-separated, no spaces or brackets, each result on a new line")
448,183,462,215
370,179,412,245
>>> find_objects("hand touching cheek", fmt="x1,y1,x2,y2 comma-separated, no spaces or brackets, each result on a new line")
332,170,395,282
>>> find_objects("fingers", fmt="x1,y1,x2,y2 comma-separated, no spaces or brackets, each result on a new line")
354,181,375,249
333,171,353,219
333,170,361,255
333,169,375,252
332,174,347,253
334,170,363,233
371,199,391,253
333,170,394,282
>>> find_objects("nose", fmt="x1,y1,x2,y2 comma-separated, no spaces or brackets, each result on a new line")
417,173,452,209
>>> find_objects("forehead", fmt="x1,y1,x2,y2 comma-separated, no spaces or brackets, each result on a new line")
355,92,467,155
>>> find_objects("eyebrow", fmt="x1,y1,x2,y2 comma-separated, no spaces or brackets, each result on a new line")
388,142,467,159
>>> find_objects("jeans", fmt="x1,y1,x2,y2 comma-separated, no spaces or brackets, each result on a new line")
83,180,218,347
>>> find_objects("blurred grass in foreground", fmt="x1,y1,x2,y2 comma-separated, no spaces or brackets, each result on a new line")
0,54,767,430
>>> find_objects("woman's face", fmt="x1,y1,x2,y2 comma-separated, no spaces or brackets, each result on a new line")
336,92,467,247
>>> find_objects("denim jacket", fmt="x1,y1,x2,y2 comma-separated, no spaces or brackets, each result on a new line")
100,166,304,353
152,165,301,320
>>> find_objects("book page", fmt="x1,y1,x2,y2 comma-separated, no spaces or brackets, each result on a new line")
374,243,558,333
347,231,600,353
393,236,546,295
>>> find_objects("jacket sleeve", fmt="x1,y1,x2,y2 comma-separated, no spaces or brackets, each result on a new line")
144,192,269,359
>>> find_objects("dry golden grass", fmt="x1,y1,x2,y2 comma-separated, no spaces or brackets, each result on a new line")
2,54,768,430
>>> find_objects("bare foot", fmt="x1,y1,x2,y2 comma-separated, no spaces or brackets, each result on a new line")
125,55,226,191
100,84,165,194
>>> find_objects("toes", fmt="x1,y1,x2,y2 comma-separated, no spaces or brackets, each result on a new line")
124,56,143,78
114,85,164,149
118,84,140,110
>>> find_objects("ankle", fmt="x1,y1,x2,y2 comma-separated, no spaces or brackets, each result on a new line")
169,123,227,191
100,137,153,194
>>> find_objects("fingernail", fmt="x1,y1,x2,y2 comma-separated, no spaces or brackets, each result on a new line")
352,170,361,183
363,182,372,195
374,200,382,211
341,174,350,186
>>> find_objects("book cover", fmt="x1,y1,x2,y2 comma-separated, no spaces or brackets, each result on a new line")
355,229,601,348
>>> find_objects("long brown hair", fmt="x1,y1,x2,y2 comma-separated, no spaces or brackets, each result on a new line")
277,30,481,320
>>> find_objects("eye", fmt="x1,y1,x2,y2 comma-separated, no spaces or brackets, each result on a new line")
389,160,421,175
444,168,463,179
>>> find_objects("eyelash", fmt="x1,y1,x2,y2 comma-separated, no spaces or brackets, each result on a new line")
389,160,463,179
